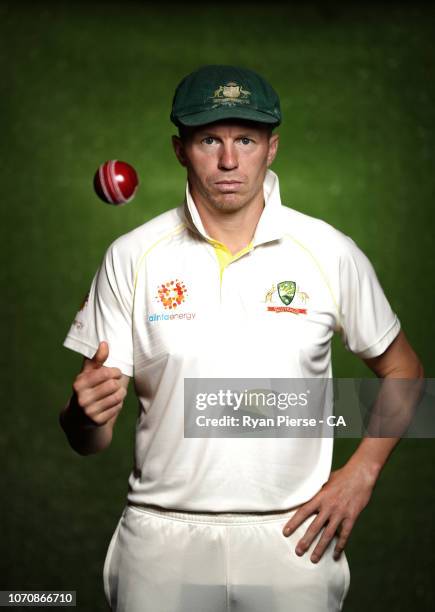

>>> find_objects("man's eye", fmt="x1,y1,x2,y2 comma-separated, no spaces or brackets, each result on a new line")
203,136,216,145
240,137,252,145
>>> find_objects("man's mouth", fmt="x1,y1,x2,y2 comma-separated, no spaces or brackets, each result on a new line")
215,180,243,191
215,180,242,184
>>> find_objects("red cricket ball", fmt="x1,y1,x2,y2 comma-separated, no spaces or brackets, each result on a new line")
93,160,139,205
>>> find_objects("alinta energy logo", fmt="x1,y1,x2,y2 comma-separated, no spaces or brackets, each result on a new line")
148,279,196,323
156,279,187,309
264,281,309,315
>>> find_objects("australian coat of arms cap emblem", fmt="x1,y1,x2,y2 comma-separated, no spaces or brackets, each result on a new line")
210,81,251,108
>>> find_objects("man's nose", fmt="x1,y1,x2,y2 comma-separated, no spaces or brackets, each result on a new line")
218,143,238,170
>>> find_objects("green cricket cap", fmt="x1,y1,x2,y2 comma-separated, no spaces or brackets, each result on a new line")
170,65,281,128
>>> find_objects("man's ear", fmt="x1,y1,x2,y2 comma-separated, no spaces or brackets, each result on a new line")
172,135,188,167
266,133,279,167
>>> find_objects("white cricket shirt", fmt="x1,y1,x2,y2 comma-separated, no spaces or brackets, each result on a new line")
63,169,401,512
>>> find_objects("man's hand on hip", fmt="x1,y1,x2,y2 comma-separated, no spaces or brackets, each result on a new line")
282,462,376,563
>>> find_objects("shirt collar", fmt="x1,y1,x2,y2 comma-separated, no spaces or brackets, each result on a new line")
182,169,285,247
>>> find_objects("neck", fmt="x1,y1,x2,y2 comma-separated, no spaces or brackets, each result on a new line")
189,187,265,255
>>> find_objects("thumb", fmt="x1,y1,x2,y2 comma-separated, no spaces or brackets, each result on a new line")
84,341,109,370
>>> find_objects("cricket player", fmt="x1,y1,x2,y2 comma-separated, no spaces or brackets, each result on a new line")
60,65,423,611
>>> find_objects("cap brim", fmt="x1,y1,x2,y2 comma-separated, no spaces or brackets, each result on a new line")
175,106,280,127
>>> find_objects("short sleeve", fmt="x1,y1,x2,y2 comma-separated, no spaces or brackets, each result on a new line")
62,241,134,376
338,236,401,359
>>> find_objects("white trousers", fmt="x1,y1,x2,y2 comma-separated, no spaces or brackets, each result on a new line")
103,504,350,611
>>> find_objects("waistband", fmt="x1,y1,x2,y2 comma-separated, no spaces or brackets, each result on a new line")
126,502,298,525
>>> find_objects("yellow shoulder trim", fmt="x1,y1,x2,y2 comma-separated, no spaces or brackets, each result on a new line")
132,222,187,315
282,233,342,330
133,222,187,289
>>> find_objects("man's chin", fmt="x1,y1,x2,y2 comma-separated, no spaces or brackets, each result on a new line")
212,192,247,212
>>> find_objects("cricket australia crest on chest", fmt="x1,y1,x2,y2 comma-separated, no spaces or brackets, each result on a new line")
263,280,310,315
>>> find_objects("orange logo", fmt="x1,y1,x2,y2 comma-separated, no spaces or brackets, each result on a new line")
156,279,188,310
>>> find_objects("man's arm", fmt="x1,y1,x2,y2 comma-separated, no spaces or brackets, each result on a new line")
282,330,424,562
59,341,130,456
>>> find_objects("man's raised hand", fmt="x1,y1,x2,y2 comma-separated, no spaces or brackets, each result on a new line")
71,341,127,427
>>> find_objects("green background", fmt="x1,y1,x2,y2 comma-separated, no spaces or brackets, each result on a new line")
1,1,434,610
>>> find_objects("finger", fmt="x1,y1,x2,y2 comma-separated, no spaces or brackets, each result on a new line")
83,341,109,371
282,500,319,536
86,367,122,388
93,340,109,366
83,387,127,421
309,518,342,563
87,402,123,427
80,378,124,406
74,367,122,393
333,518,353,560
294,512,329,556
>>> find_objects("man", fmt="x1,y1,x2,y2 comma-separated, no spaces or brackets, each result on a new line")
60,65,423,611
